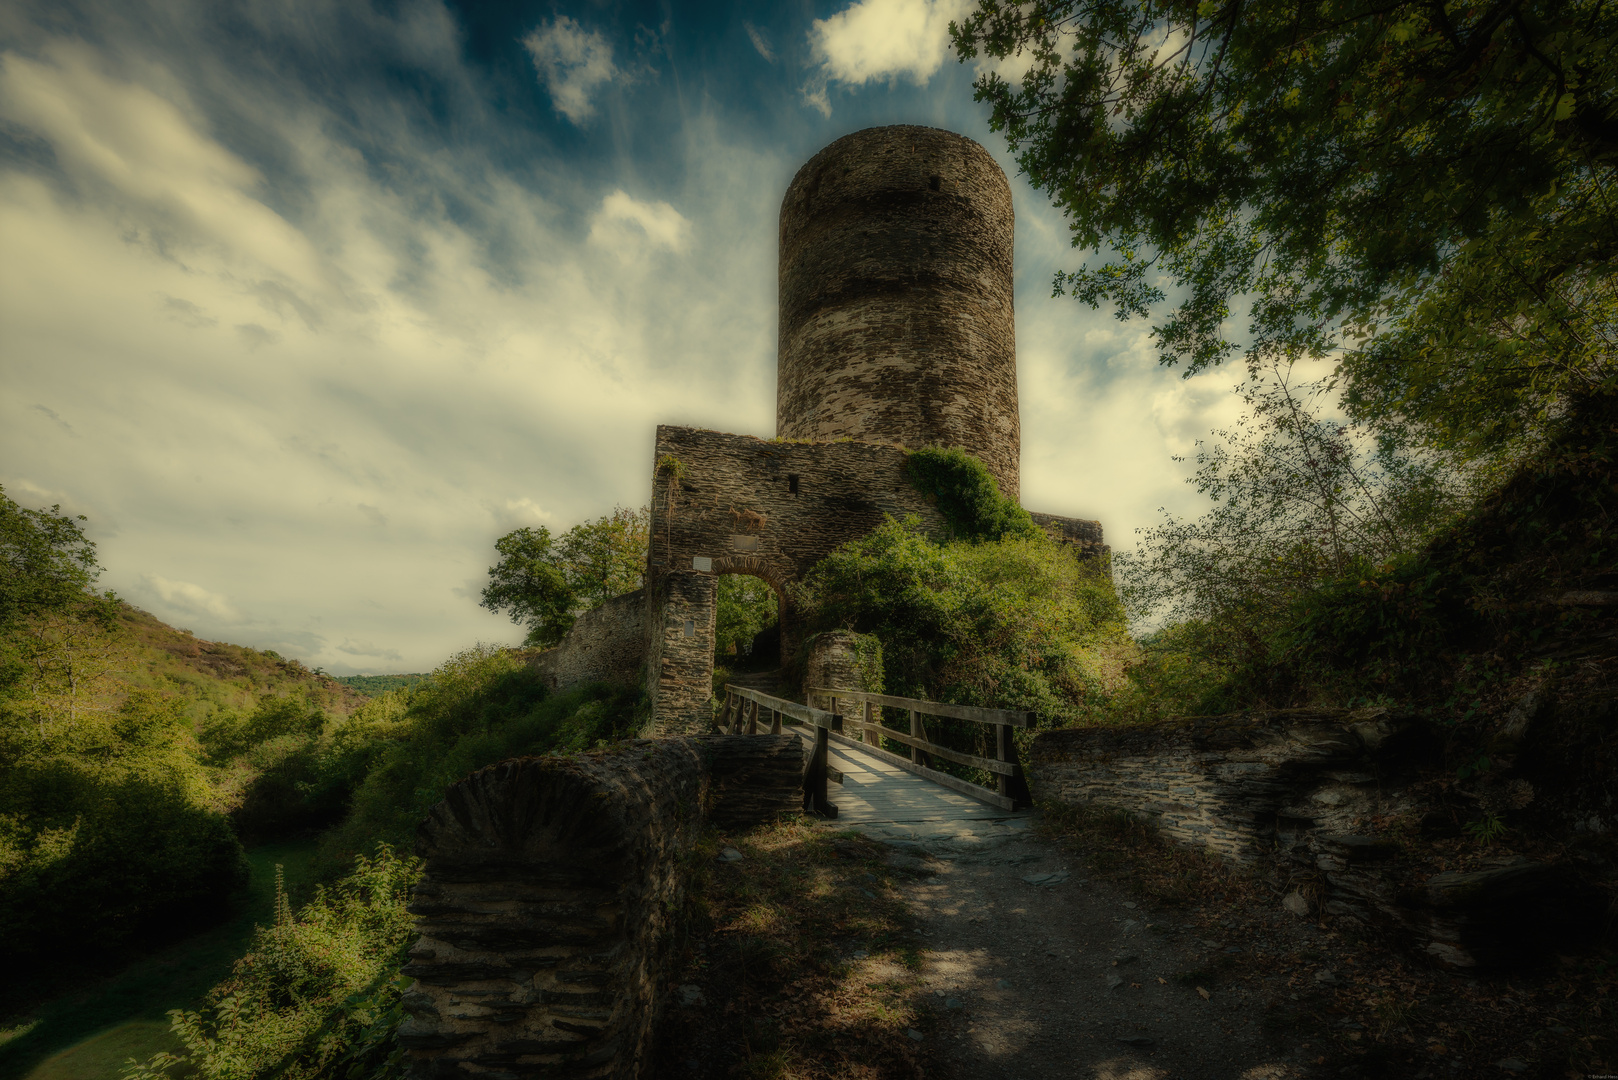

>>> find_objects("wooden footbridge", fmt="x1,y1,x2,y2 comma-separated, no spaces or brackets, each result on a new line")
718,683,1034,845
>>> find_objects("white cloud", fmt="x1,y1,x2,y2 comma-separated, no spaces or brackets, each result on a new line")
337,638,403,661
587,190,691,261
0,29,778,674
805,0,971,112
522,16,617,125
744,22,775,62
143,574,242,621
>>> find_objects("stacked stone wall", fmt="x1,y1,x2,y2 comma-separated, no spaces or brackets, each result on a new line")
776,125,1020,500
644,571,716,736
400,735,803,1079
644,425,1105,728
527,589,647,692
1029,711,1604,968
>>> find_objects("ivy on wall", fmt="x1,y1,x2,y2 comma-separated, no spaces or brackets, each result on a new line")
904,447,1039,543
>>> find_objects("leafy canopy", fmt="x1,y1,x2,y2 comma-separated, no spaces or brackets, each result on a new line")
480,506,648,647
953,0,1618,455
1114,361,1462,709
714,575,778,659
0,485,111,635
791,517,1127,721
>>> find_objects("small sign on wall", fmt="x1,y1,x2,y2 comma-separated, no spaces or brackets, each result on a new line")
683,620,695,638
731,535,760,552
693,556,712,571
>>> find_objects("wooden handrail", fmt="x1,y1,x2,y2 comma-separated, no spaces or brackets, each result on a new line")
806,687,1033,810
729,685,838,729
806,688,1033,728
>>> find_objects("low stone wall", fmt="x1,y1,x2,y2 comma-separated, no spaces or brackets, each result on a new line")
1029,710,1605,968
399,735,801,1079
1028,708,1427,865
528,589,648,692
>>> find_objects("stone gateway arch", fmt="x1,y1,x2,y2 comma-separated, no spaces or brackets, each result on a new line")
529,126,1104,732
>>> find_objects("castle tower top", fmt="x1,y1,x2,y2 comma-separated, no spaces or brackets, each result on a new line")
775,125,1020,500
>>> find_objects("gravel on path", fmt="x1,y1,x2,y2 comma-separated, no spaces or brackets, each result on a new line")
885,828,1314,1080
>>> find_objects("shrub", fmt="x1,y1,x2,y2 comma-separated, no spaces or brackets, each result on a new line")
0,691,246,972
321,646,645,861
904,447,1039,543
790,517,1127,724
124,845,420,1080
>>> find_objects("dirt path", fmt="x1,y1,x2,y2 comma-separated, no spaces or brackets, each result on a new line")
887,828,1315,1080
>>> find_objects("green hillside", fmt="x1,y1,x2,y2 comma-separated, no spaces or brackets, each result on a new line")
113,604,369,723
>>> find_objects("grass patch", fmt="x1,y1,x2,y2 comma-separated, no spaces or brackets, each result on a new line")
656,821,927,1079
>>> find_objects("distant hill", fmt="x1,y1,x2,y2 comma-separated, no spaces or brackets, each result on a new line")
332,673,430,696
116,603,370,724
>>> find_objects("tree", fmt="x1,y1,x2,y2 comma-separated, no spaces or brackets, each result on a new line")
952,0,1618,458
714,575,778,660
0,485,110,634
479,507,649,647
1116,360,1461,683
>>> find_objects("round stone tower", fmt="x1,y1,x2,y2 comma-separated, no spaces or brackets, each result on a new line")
777,125,1020,500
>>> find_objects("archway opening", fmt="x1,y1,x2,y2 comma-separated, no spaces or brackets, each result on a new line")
713,573,779,676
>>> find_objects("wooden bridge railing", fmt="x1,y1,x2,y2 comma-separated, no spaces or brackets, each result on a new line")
720,684,842,818
807,688,1033,811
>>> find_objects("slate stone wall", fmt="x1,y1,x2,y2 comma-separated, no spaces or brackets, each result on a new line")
1028,709,1426,865
644,424,1105,729
777,125,1021,500
400,736,802,1079
644,570,716,736
528,589,647,692
1029,711,1604,968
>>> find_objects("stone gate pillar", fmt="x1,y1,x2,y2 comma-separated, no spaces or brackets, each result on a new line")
645,570,716,735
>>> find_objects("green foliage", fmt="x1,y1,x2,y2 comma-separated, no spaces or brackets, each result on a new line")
904,447,1039,543
331,674,428,696
124,845,420,1080
322,646,645,860
480,506,649,647
0,688,247,973
791,517,1127,722
0,484,112,636
953,0,1618,458
1115,362,1464,706
714,575,779,661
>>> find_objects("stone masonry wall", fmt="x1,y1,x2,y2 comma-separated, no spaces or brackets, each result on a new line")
400,735,803,1079
1029,511,1107,558
1028,709,1426,865
528,589,647,692
644,570,716,736
777,125,1020,500
1029,711,1605,968
644,424,1105,728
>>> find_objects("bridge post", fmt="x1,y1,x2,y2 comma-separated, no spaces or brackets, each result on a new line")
995,723,1032,807
801,724,838,818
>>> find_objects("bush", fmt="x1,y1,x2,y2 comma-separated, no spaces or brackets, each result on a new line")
321,646,646,861
213,691,414,844
0,690,247,971
124,845,420,1080
904,447,1040,543
790,517,1127,723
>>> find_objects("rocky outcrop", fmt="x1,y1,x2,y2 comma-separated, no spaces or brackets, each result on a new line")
399,735,801,1079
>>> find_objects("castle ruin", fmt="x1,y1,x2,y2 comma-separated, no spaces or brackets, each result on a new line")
530,125,1104,732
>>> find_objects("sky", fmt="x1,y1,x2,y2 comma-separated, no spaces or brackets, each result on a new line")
0,0,1245,675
